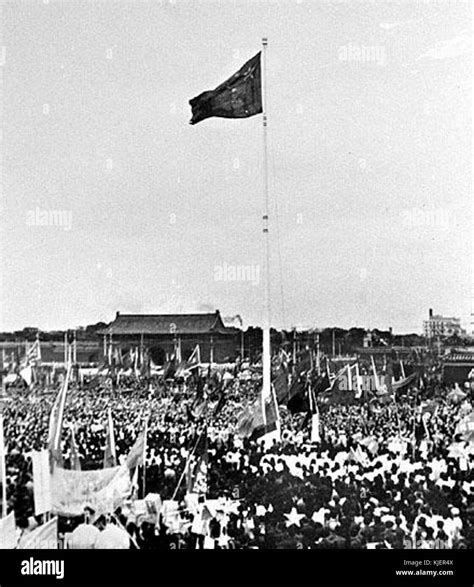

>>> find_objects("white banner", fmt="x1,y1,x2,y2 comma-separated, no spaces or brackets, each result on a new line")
0,511,18,549
51,464,131,517
32,449,52,516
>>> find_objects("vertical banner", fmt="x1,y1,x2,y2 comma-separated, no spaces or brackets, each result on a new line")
32,449,52,516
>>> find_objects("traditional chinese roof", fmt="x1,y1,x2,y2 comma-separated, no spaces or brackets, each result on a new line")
443,351,474,364
99,310,236,336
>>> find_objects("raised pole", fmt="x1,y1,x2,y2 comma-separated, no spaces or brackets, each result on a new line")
261,37,271,424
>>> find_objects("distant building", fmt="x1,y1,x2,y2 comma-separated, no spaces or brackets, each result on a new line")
423,309,465,339
442,348,474,384
99,310,241,364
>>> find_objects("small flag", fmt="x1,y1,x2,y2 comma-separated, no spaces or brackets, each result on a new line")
189,52,262,125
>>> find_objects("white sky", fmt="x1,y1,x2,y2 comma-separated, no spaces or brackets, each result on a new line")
1,0,472,333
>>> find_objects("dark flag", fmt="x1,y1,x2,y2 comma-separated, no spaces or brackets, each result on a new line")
189,52,262,125
236,391,278,440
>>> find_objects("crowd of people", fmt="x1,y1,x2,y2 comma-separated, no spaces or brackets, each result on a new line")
1,363,472,549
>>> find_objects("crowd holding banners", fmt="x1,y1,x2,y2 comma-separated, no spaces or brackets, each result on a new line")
0,347,472,550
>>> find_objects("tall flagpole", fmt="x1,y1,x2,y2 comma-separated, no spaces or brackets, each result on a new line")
0,413,7,517
261,37,271,425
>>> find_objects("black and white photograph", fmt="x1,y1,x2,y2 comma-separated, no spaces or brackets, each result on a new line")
0,0,472,584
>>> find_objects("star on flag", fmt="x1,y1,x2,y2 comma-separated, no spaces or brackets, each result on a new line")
284,507,305,527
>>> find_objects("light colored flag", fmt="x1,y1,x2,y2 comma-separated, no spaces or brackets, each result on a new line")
126,423,147,470
48,365,71,466
32,449,52,516
0,511,17,548
20,365,33,387
311,412,320,443
69,426,81,471
370,356,380,391
354,362,363,398
103,408,117,468
19,516,58,549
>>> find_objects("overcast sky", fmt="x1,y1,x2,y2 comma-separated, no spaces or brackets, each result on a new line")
1,0,471,333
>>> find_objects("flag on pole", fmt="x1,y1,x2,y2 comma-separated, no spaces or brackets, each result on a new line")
103,408,117,468
236,388,279,440
189,52,262,125
126,423,147,470
69,426,81,471
186,436,208,496
48,366,71,468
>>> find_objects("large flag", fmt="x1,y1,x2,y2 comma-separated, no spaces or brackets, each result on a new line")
189,52,262,125
237,388,279,440
103,408,117,468
18,517,58,549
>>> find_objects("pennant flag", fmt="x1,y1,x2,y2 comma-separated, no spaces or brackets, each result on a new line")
19,517,58,549
189,52,262,125
103,408,117,468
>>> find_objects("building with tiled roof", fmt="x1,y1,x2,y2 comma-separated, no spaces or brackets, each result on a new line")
99,310,241,364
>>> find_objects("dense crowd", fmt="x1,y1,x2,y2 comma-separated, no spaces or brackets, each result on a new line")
1,368,472,549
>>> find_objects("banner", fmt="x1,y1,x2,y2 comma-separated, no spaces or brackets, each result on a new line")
0,511,17,549
32,449,52,515
51,465,131,517
310,413,320,443
18,516,58,549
